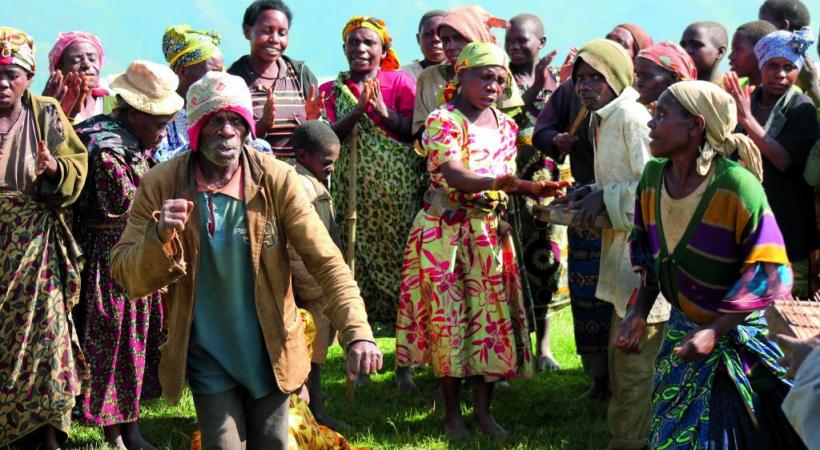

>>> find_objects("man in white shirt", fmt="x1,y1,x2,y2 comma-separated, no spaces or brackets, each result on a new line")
566,39,671,450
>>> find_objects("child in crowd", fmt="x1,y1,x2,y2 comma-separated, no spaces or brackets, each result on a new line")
504,13,568,372
680,21,727,84
728,20,777,88
287,120,345,429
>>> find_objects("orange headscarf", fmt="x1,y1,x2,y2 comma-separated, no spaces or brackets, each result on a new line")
342,16,400,71
438,6,509,45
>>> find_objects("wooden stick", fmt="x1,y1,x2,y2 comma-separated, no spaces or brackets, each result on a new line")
568,105,589,136
345,125,359,276
344,124,359,407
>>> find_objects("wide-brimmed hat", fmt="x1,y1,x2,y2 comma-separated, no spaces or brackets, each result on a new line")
109,60,183,116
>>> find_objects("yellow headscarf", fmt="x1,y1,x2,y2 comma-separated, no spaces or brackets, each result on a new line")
667,80,763,180
341,16,400,71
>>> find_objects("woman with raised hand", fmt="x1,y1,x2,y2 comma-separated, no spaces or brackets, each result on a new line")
44,31,114,123
724,26,819,298
228,0,324,161
318,16,424,326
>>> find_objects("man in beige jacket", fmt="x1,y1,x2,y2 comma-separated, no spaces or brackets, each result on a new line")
111,71,381,450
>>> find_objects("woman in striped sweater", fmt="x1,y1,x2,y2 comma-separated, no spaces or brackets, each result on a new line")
615,80,804,449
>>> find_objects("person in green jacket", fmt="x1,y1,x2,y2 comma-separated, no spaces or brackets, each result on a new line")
0,26,89,449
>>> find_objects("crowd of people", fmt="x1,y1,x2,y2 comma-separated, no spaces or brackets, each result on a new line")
0,0,819,449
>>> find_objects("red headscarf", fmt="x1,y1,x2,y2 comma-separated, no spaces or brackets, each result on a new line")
637,41,698,81
48,31,105,73
48,31,108,96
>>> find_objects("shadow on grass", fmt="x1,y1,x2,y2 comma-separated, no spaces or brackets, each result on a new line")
319,344,608,449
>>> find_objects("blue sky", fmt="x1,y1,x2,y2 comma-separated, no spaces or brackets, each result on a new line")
10,0,820,91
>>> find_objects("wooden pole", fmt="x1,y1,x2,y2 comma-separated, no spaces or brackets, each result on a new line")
345,125,359,276
344,124,359,406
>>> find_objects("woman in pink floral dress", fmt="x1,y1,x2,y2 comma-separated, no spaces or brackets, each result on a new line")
395,42,567,441
72,61,183,450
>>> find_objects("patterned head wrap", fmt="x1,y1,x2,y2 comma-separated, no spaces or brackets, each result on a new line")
342,16,400,71
438,6,509,45
754,26,815,70
186,71,256,152
162,25,222,71
48,31,105,73
667,80,763,180
573,39,634,95
637,41,698,81
440,42,512,104
0,27,36,73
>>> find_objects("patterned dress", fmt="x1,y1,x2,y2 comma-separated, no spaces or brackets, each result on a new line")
509,80,571,325
632,157,804,449
395,104,533,380
320,71,426,323
73,115,164,426
0,93,88,446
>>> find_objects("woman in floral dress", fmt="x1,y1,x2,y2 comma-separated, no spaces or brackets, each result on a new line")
73,60,182,450
395,42,567,441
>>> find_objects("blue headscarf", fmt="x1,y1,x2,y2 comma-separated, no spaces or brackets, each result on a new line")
754,26,815,70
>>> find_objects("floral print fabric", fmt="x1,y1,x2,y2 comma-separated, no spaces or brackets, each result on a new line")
0,194,87,444
73,115,164,426
395,104,533,380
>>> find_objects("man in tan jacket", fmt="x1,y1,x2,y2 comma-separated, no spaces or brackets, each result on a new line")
111,71,381,450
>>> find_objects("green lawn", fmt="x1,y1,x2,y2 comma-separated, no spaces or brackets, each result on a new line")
62,307,608,449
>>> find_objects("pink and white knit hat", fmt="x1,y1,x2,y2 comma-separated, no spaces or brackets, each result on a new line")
186,71,256,152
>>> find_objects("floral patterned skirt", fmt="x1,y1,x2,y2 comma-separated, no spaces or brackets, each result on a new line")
395,207,533,380
0,194,86,445
74,225,165,426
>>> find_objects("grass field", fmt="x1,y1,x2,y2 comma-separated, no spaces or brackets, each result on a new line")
57,307,609,449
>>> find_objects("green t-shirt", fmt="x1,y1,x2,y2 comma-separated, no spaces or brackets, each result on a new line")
187,192,277,399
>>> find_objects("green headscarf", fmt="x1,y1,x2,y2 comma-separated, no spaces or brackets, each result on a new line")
573,39,634,95
440,42,512,104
